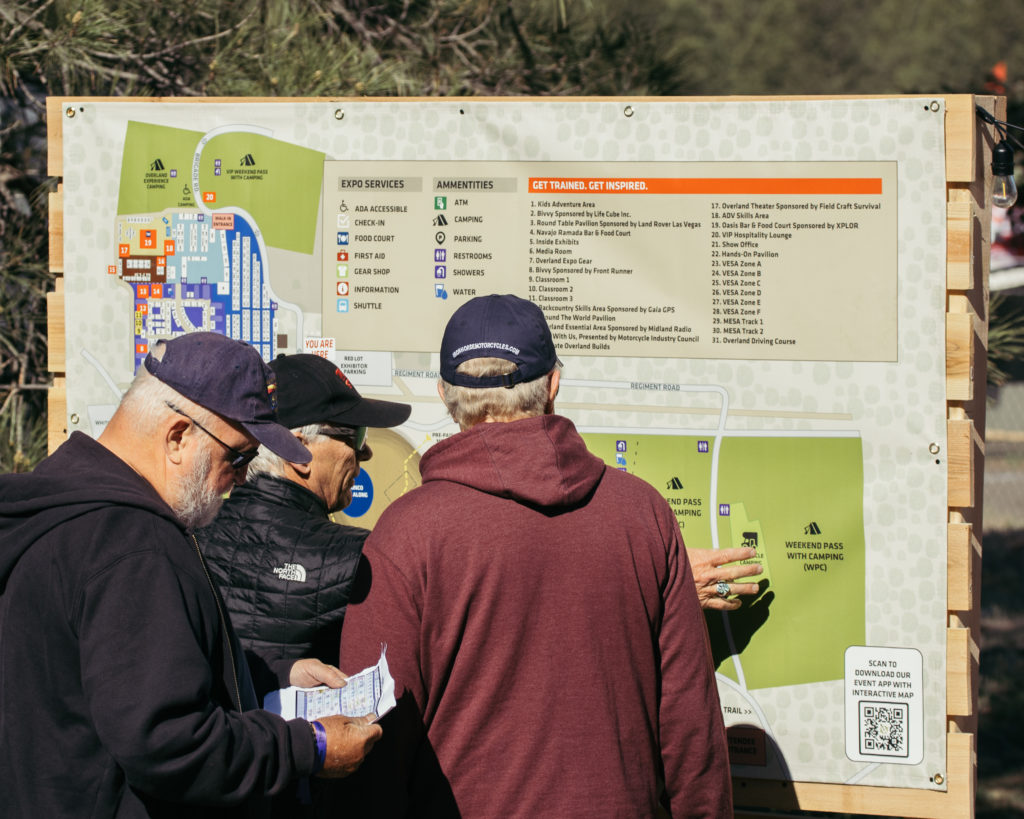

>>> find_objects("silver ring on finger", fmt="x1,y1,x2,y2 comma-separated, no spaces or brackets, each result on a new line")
715,581,730,598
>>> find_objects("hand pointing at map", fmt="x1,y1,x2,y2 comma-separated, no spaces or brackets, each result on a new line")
689,546,762,611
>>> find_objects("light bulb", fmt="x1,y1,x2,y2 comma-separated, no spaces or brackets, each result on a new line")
993,175,1017,208
992,140,1018,208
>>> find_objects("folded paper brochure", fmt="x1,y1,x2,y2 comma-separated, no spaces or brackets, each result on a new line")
264,645,395,722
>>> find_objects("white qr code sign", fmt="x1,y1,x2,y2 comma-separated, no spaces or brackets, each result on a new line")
844,646,923,765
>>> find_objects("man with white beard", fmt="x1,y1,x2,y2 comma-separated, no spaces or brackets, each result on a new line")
0,332,382,819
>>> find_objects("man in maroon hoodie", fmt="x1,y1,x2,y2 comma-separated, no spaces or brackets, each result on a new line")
339,294,732,817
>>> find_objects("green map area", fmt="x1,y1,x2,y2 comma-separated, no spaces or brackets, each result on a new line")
199,132,324,254
582,432,865,690
116,121,324,254
117,121,202,213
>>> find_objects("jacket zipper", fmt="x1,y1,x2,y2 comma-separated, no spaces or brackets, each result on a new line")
191,534,243,712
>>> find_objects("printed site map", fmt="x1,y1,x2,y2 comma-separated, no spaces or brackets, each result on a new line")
61,99,951,790
115,121,324,367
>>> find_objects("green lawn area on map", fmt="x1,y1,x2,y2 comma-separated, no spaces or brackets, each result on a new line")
583,432,865,690
117,122,204,214
198,132,324,254
117,122,324,254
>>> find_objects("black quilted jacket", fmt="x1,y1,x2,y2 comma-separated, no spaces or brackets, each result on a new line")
197,473,368,678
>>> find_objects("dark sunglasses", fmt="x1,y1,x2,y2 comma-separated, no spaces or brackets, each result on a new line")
320,425,368,451
165,402,260,470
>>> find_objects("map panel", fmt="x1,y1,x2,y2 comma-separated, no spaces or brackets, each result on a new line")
585,432,865,691
59,98,951,791
113,122,324,366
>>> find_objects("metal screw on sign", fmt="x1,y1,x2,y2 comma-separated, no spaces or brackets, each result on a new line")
623,106,634,118
928,443,940,455
66,107,76,118
929,100,941,113
70,413,80,424
933,773,944,785
334,109,345,121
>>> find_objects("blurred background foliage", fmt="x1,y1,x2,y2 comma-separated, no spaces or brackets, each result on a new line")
4,0,1024,472
3,3,1024,811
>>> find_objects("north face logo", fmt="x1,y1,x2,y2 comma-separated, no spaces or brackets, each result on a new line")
273,563,307,583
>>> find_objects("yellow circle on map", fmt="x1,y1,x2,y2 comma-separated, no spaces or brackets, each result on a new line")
334,427,421,529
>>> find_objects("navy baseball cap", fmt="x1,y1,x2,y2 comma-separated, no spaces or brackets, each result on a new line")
439,294,560,388
144,332,311,464
270,354,411,429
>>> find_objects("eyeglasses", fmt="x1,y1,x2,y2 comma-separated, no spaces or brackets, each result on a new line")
319,425,368,451
165,402,259,470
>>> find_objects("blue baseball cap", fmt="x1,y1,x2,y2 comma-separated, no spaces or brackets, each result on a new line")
439,294,560,388
144,332,311,464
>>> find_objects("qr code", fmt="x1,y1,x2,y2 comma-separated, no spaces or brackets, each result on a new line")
858,701,909,758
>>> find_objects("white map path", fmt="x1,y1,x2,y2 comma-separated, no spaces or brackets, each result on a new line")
575,383,779,747
191,124,306,344
81,349,125,402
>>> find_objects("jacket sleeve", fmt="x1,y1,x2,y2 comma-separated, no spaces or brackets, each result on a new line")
655,504,735,817
75,514,317,805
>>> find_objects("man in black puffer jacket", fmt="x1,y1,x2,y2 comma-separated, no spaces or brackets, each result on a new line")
198,354,411,688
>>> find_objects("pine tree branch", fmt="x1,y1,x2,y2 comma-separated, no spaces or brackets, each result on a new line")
0,0,55,43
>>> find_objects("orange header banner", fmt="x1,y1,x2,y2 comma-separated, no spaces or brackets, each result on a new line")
527,177,883,195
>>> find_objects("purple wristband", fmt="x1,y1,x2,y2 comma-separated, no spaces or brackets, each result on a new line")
310,720,328,774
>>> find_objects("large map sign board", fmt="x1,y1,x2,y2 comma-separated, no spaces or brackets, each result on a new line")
53,98,963,807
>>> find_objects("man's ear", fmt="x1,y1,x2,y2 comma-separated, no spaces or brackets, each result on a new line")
164,417,191,465
290,432,313,478
545,368,560,413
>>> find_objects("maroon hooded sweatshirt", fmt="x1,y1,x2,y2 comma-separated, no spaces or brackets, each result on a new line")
339,414,732,817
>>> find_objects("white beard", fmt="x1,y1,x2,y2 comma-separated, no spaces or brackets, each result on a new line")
169,444,225,530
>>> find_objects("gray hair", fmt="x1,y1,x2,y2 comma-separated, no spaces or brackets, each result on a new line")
244,423,365,476
119,359,216,435
439,357,555,430
245,423,321,477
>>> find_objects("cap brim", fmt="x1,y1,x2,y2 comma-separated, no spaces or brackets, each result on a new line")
325,396,412,428
242,420,312,464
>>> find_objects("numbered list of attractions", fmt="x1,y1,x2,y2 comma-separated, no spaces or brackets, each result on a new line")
322,161,897,362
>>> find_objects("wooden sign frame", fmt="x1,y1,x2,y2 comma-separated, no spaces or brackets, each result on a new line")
44,94,995,818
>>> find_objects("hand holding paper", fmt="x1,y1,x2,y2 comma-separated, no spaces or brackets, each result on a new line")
265,646,396,722
316,714,383,778
288,657,349,689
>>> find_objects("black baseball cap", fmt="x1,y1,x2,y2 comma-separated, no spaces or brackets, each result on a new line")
439,294,560,388
144,332,311,464
270,354,411,429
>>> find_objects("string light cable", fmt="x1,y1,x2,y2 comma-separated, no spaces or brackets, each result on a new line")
976,104,1021,208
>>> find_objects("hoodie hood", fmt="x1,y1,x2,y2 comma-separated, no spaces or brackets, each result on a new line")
0,432,181,587
418,414,605,509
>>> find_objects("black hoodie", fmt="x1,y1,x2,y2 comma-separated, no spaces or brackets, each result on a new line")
0,432,316,818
